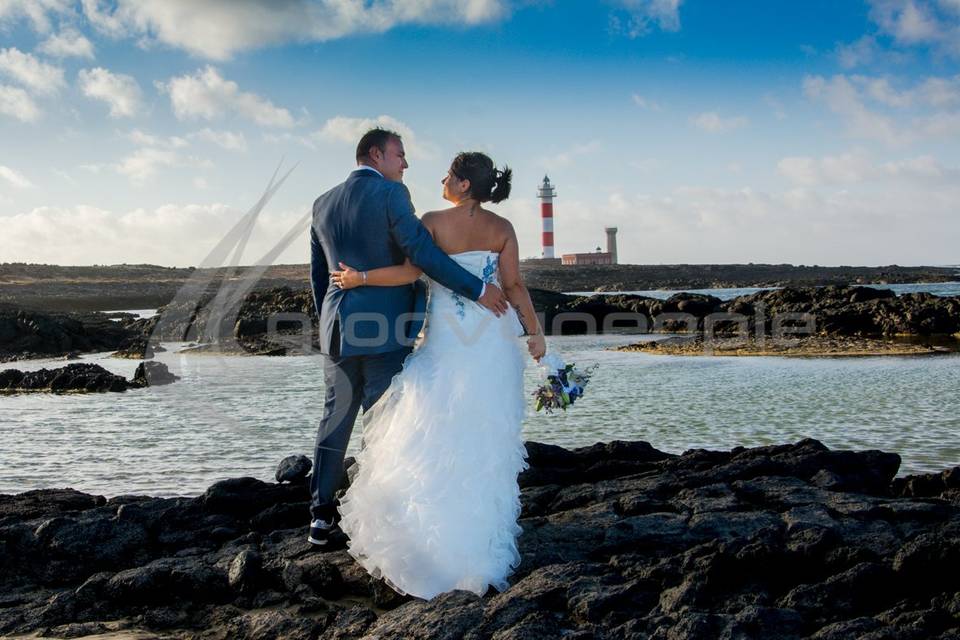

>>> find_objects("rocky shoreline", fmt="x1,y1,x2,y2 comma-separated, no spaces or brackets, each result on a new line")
0,361,179,393
3,263,956,312
617,335,956,357
0,308,141,363
2,285,959,362
1,438,959,639
518,263,959,294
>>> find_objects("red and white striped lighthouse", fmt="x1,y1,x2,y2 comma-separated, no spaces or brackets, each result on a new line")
537,175,556,259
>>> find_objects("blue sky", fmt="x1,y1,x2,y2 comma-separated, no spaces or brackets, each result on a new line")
1,0,958,267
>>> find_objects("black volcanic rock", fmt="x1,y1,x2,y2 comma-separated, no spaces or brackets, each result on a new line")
145,286,315,342
3,262,957,313
131,361,179,387
555,285,960,338
1,438,959,638
4,282,958,361
110,336,158,360
275,455,311,484
723,285,960,337
0,363,128,392
0,309,138,362
0,361,178,393
516,262,960,294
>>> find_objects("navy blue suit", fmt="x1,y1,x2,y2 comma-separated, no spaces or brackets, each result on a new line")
308,167,485,519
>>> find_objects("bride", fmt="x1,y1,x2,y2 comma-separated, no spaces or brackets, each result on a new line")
329,151,545,599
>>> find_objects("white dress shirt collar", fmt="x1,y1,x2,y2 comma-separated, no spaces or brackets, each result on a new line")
355,164,383,178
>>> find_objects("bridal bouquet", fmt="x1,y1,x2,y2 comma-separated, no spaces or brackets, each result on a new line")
532,353,597,413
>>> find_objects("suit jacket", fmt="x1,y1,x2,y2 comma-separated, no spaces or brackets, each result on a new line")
310,168,484,357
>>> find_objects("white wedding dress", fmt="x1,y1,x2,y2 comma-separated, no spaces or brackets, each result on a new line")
337,250,529,600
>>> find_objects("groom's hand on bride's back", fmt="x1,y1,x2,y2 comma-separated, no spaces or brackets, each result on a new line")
478,284,509,316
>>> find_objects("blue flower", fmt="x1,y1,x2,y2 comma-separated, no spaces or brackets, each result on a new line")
481,255,498,284
451,292,466,319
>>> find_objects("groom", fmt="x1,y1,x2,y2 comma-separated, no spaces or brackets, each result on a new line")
307,128,509,546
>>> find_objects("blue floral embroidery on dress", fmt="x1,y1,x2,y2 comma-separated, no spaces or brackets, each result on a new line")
481,255,498,284
449,255,497,320
451,291,466,319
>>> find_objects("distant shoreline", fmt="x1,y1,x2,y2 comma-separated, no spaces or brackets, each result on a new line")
616,335,959,358
2,262,958,313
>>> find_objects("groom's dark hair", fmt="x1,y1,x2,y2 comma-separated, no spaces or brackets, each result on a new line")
356,128,402,163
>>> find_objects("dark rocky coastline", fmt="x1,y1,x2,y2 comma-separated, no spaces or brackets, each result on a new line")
617,335,954,357
0,361,178,393
556,285,960,336
0,307,140,363
519,262,959,294
1,439,958,639
2,262,956,313
2,284,958,361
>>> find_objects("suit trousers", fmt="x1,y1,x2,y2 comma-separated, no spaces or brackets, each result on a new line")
310,346,413,521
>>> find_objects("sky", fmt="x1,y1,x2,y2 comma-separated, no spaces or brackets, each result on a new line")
0,0,959,268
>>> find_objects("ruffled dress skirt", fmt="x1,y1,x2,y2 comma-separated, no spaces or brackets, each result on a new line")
338,251,528,600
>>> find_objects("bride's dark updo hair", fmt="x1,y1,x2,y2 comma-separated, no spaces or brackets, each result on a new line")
450,152,512,204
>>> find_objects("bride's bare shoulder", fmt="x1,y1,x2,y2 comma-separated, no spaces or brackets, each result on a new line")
421,207,457,222
475,209,515,252
421,208,453,229
483,209,516,235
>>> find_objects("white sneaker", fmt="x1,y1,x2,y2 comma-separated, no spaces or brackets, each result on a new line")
308,518,334,545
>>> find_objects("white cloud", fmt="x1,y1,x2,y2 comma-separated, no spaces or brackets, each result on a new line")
778,149,957,186
539,140,602,170
114,147,211,185
871,0,943,43
79,0,125,37
114,148,178,184
126,129,188,149
612,0,683,38
777,156,820,186
837,2,960,67
862,76,914,107
1,202,310,266
190,128,248,152
882,154,949,177
263,131,316,149
803,74,907,145
631,93,662,110
316,114,436,159
591,178,960,265
804,73,960,145
837,35,880,69
691,111,748,133
778,150,876,186
38,28,95,59
867,0,960,58
0,47,64,95
849,74,960,108
78,67,142,118
0,164,34,188
916,110,960,136
157,66,294,128
0,84,40,122
918,75,960,106
80,0,510,60
0,0,73,34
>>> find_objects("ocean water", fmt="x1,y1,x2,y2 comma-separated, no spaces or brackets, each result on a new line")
566,281,960,300
2,333,958,497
